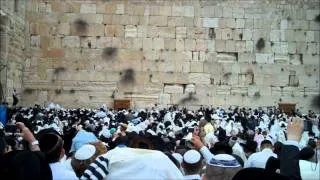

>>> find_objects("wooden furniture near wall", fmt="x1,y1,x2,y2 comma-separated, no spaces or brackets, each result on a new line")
278,103,296,115
114,100,130,110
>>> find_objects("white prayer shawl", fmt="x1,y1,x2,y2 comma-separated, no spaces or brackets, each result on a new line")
94,111,107,118
220,119,227,130
126,123,139,134
276,130,286,143
225,121,234,136
258,121,267,131
270,121,281,137
50,123,62,135
103,117,110,124
204,132,218,148
99,126,111,138
104,147,184,180
300,131,311,147
232,142,247,163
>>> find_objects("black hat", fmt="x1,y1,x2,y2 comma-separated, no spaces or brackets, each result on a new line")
240,140,257,153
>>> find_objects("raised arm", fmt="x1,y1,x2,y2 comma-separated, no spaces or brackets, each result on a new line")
16,122,40,151
280,118,303,180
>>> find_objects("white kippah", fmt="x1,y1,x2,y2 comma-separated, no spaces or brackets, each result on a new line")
172,153,183,164
183,150,201,164
75,144,96,160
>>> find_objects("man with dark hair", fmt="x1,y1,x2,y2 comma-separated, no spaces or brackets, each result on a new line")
182,149,203,180
245,140,277,168
39,133,77,180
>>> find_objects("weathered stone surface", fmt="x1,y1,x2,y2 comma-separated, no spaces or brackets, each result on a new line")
164,84,184,94
1,0,319,112
188,73,210,84
203,18,219,28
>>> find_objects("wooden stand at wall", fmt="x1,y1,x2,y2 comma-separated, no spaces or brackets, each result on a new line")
278,103,296,115
114,100,130,110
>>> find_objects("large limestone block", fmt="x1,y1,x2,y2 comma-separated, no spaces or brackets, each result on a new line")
164,84,184,94
226,40,236,52
96,37,112,48
221,28,233,40
125,25,137,37
202,6,215,17
105,25,124,37
62,36,80,48
159,6,172,16
185,84,196,94
172,6,184,16
158,27,175,38
235,19,245,29
70,24,104,36
219,18,235,29
306,10,319,20
309,21,320,31
242,29,252,40
119,15,139,25
270,30,281,42
216,85,231,95
272,42,288,54
168,17,184,27
188,73,210,84
255,53,274,64
303,54,320,65
190,61,204,72
149,16,167,26
231,86,248,96
203,18,219,28
185,39,196,51
143,38,153,51
196,84,213,97
187,27,205,39
151,72,189,84
216,52,237,63
80,3,96,13
274,54,289,64
164,39,176,50
152,38,164,50
158,93,171,105
115,4,125,14
184,6,195,17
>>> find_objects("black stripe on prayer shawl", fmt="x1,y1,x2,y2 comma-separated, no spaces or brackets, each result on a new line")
82,172,91,179
87,166,103,180
95,157,109,176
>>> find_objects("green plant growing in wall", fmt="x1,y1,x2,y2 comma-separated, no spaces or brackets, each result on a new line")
256,38,265,51
55,89,62,95
315,14,320,23
24,88,33,94
254,91,261,99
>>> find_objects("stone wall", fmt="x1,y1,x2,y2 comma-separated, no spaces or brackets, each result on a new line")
0,0,27,104
10,0,320,111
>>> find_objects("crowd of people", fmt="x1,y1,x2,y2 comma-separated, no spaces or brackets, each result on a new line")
0,103,319,180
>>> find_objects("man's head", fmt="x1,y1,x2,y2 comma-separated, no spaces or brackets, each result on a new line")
182,150,203,175
260,140,273,151
204,154,242,180
39,133,64,163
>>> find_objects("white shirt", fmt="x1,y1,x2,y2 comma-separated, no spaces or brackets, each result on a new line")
244,148,277,169
299,160,320,180
49,162,78,180
184,174,201,180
